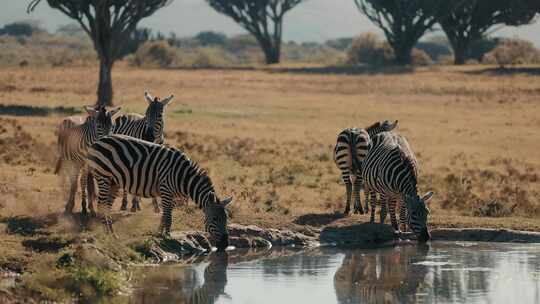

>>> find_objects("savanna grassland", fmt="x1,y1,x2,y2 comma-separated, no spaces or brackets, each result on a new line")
0,64,539,300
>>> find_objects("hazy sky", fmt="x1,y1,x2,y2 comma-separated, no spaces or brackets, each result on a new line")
2,0,540,45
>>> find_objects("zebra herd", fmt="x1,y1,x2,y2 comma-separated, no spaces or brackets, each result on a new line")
333,120,433,243
54,91,432,250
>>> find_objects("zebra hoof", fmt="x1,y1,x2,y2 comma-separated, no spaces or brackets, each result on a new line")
153,208,161,214
130,207,137,213
120,205,128,211
90,211,97,218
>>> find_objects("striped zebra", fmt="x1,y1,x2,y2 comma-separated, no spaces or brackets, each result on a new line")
333,120,398,215
85,134,233,250
112,91,174,213
361,131,432,242
54,106,121,216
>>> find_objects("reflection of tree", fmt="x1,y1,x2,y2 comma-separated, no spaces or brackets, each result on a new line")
130,252,229,304
427,243,494,303
260,250,336,278
333,245,430,304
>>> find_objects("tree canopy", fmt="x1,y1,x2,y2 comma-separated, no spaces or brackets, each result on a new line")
28,0,172,106
205,0,304,64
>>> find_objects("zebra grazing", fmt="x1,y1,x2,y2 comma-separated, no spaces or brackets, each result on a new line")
361,131,432,242
112,91,174,213
55,105,121,216
85,134,233,250
333,120,398,215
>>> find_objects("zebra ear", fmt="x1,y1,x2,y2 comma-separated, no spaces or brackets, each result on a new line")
109,106,122,117
84,106,97,116
161,94,174,106
144,90,154,103
389,120,398,130
222,197,233,207
421,191,434,203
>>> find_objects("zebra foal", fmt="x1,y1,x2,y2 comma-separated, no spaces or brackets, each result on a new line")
85,134,233,250
333,120,398,215
361,131,432,242
113,90,174,213
55,106,121,215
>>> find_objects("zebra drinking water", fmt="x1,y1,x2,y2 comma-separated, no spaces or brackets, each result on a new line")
54,105,121,216
85,134,233,250
361,131,432,242
333,120,398,215
112,91,174,213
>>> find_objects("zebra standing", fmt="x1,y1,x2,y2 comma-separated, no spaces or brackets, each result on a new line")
85,134,233,250
361,131,432,242
55,106,122,216
112,91,174,213
333,120,398,215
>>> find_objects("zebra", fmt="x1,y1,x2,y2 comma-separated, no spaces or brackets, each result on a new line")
85,134,233,250
54,105,121,216
361,131,433,242
112,90,174,213
333,120,398,215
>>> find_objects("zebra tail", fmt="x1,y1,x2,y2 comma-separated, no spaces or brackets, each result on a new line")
53,158,62,175
350,133,360,174
87,172,95,204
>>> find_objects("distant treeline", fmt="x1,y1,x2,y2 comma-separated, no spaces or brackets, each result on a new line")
1,21,539,69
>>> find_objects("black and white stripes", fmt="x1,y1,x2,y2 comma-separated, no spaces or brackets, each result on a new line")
112,91,174,212
54,106,121,215
86,134,233,250
361,131,432,242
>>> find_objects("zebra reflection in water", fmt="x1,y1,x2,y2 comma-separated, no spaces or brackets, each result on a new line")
132,252,228,304
333,245,429,304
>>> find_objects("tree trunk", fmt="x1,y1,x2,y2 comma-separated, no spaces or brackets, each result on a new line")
97,57,114,106
394,45,413,65
453,45,467,65
264,47,280,64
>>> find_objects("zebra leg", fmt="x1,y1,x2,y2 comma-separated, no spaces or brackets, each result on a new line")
120,191,128,211
399,199,408,232
368,189,377,223
352,175,364,214
86,171,97,217
159,189,174,236
342,173,352,215
96,175,114,235
388,197,399,232
79,166,88,216
152,197,160,213
380,193,388,224
64,164,80,214
130,196,141,213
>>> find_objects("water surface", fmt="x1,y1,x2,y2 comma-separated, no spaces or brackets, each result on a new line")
126,242,540,304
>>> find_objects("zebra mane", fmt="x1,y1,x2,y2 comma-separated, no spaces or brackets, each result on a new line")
365,121,381,134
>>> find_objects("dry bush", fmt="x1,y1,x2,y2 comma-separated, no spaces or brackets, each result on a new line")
346,32,394,66
483,38,540,67
411,49,433,66
130,40,177,68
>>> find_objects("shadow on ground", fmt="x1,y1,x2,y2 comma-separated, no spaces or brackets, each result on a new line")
266,65,414,76
293,212,346,227
463,67,540,76
1,214,58,236
0,104,82,117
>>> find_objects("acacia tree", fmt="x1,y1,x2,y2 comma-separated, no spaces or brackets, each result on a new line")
440,0,537,65
354,0,454,65
205,0,304,64
28,0,172,106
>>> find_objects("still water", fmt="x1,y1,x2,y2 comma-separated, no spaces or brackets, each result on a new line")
125,242,540,304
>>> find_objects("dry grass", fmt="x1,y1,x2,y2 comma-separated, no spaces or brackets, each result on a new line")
1,63,539,300
1,64,540,281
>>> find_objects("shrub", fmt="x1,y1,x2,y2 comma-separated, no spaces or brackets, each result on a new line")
346,32,394,66
195,31,227,46
483,38,540,67
416,39,452,61
0,22,41,37
131,40,177,68
411,49,433,66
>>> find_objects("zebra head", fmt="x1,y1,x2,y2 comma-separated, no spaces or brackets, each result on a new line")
405,191,433,243
85,105,122,138
203,192,233,251
380,120,398,132
143,90,174,143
